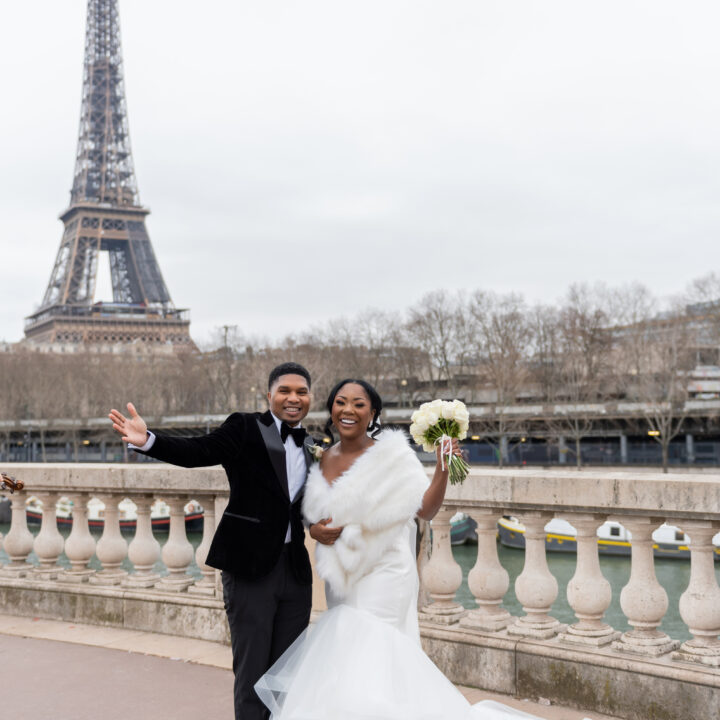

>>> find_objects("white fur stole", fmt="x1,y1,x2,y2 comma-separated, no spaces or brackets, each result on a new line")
302,429,429,597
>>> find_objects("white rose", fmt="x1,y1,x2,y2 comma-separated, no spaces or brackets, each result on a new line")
415,410,431,432
429,399,443,411
426,409,439,426
455,406,470,423
423,442,435,453
441,401,455,420
410,423,427,442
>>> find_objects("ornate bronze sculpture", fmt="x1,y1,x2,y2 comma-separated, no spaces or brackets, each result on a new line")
0,473,24,494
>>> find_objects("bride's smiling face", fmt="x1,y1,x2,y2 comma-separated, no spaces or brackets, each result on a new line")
331,383,375,439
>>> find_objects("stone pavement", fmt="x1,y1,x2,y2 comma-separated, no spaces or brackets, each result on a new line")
0,614,618,720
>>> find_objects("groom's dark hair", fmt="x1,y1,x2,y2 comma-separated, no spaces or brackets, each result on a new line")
268,362,312,390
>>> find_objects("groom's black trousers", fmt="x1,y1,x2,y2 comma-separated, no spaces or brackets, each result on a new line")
222,546,312,720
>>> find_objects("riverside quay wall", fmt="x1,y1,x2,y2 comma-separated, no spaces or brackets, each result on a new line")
0,464,718,720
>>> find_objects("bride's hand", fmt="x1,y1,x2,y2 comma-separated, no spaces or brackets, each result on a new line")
309,518,343,545
435,438,462,468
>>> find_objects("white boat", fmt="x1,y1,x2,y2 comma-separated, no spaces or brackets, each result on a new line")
497,516,720,560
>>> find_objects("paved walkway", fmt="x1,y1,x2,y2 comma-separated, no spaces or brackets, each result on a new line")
0,614,617,720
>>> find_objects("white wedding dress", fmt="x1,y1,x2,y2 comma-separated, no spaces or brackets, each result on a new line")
256,435,586,720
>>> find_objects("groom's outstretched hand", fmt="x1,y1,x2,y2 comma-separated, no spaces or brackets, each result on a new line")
309,518,343,545
108,403,149,447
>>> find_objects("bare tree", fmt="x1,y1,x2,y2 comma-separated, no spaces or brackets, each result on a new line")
0,274,714,474
315,310,400,389
621,306,695,472
528,304,561,401
545,285,614,469
406,290,466,397
682,272,720,366
469,291,532,467
387,322,428,407
684,272,720,306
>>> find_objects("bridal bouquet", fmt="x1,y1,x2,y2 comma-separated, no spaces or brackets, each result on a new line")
409,399,470,485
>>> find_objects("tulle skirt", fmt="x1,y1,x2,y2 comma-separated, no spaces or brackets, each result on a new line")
256,602,552,720
255,522,581,720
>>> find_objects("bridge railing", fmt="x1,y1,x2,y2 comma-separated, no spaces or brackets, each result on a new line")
1,466,720,665
420,468,720,668
0,464,227,598
1,464,720,717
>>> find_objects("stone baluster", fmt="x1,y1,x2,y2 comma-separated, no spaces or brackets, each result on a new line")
89,494,128,585
123,495,161,588
673,520,720,667
188,495,217,596
157,496,194,592
557,513,619,646
507,511,564,638
59,494,96,583
613,516,678,656
460,508,512,631
33,492,65,580
418,507,465,624
0,491,34,577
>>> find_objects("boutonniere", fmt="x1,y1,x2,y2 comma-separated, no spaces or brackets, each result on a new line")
308,444,324,463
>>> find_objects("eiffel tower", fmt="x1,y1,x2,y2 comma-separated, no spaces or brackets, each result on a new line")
25,0,192,349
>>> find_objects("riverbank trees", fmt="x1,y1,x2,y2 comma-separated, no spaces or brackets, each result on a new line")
0,278,717,466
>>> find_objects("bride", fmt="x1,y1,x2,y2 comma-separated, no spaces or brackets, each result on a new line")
255,379,588,720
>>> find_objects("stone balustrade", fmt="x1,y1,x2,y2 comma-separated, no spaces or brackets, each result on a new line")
421,469,720,667
0,464,719,719
0,463,231,643
0,464,225,595
418,468,720,720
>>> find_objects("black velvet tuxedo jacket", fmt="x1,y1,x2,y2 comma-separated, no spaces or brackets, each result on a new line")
139,410,313,585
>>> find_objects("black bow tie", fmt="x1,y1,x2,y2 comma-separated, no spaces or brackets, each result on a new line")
280,422,307,447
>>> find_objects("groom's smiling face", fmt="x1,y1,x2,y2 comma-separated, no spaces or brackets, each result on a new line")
268,374,312,426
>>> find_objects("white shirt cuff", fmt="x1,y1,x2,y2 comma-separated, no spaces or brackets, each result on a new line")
129,431,156,452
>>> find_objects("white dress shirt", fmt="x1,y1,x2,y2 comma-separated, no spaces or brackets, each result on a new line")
130,412,307,543
270,412,308,543
132,432,156,453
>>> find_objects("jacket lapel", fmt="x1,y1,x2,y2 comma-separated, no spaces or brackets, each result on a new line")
257,412,289,500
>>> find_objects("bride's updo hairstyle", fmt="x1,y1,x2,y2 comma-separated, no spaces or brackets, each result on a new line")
323,378,383,443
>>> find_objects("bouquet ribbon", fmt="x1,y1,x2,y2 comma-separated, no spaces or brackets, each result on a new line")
434,434,453,471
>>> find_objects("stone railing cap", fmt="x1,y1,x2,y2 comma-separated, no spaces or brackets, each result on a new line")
0,463,228,496
444,468,720,520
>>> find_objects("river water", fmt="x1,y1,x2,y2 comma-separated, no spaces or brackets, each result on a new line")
2,523,717,642
0,524,205,580
453,542,718,642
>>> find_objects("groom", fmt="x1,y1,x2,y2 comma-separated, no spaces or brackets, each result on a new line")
109,362,334,720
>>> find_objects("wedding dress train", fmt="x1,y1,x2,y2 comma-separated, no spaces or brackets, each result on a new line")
256,434,588,720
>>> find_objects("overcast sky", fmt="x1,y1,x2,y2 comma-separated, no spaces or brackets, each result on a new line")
1,1,719,345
